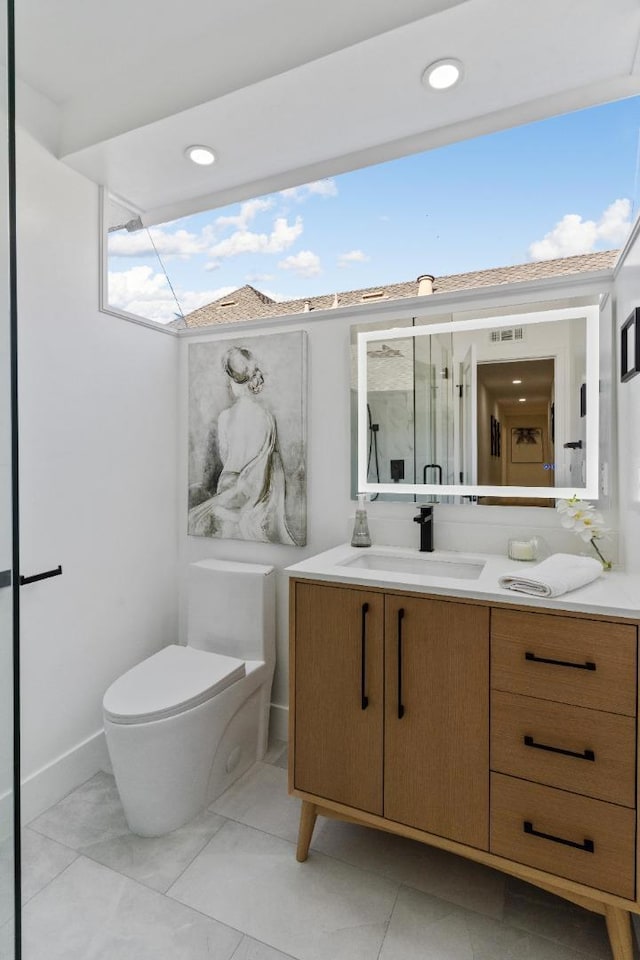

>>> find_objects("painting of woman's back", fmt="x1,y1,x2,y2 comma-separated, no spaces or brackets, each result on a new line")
188,333,307,546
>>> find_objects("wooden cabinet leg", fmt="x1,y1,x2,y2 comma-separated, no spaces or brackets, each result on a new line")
604,906,634,960
296,801,317,862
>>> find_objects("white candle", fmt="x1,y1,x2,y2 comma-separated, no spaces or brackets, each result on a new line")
509,540,535,561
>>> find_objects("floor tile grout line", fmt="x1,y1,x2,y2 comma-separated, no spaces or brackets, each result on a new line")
162,819,406,954
230,933,300,960
154,812,231,896
23,822,98,854
182,811,416,899
374,882,402,960
211,805,510,926
209,763,514,924
29,851,251,954
165,817,309,902
23,770,113,828
18,853,80,913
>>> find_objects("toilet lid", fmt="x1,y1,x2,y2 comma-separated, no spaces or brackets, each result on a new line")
103,644,246,724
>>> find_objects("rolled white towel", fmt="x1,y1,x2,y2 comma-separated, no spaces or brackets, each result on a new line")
498,553,603,598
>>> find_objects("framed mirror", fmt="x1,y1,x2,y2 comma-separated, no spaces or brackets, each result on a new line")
356,305,599,501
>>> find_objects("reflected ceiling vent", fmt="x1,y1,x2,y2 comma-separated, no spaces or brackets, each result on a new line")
489,326,525,343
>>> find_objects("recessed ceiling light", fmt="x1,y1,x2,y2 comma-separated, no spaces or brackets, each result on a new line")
422,58,463,91
518,398,527,402
185,145,216,166
512,379,522,384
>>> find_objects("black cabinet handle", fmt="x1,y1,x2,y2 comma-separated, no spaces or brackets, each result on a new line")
525,651,596,671
397,608,405,719
19,565,62,586
361,603,369,710
523,820,594,853
524,735,595,762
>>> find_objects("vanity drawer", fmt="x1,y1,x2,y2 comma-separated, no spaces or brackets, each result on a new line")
491,609,637,716
491,691,636,807
490,773,636,899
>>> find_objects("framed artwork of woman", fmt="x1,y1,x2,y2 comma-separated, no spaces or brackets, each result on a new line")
188,332,307,546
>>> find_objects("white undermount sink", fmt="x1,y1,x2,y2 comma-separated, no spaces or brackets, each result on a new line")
339,552,486,580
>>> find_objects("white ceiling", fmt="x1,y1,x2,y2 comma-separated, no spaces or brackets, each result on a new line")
15,0,640,226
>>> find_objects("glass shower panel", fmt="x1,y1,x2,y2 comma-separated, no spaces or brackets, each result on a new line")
0,0,17,954
366,336,415,487
414,331,454,499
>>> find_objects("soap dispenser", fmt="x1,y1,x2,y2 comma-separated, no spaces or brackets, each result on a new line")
351,494,372,548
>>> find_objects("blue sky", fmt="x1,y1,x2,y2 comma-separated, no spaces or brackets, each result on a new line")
108,95,640,323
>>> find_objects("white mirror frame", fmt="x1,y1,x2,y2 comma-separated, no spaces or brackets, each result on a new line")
357,305,600,499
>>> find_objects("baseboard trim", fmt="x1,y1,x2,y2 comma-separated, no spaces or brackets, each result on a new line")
20,729,111,825
269,703,289,743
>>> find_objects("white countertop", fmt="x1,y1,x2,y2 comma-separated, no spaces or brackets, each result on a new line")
285,544,640,620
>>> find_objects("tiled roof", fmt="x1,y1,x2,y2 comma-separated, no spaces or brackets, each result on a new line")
177,249,618,330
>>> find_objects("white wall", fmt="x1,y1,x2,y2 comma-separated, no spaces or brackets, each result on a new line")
613,238,640,572
16,130,180,819
179,291,618,737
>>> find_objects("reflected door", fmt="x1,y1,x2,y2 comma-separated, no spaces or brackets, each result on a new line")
460,344,478,485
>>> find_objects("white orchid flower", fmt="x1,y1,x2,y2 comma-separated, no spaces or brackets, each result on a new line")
555,496,611,568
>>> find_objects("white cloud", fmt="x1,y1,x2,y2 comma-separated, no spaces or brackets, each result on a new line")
209,216,303,259
178,288,238,315
528,198,632,261
260,288,288,303
280,179,338,202
338,249,370,267
278,250,322,277
108,265,235,323
108,226,207,258
215,197,275,231
246,273,275,283
597,198,633,243
307,179,338,198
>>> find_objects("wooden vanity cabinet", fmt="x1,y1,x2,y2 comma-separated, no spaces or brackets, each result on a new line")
383,594,489,848
289,578,640,960
293,581,384,814
291,581,489,844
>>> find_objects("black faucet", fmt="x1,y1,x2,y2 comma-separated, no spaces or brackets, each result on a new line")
414,505,434,552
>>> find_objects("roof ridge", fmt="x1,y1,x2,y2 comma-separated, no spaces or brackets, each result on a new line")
178,248,618,328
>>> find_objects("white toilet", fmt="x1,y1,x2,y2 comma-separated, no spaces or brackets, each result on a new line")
103,558,275,837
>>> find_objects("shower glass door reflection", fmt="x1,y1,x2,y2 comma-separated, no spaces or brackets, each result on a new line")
0,0,17,955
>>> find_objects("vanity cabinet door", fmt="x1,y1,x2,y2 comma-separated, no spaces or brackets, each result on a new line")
293,581,384,815
384,595,490,849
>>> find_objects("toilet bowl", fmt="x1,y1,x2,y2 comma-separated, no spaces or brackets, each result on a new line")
103,559,275,837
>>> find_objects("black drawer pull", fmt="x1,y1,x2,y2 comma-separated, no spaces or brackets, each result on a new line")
525,651,596,671
361,603,369,710
397,608,405,719
19,565,62,586
523,735,595,762
524,820,594,853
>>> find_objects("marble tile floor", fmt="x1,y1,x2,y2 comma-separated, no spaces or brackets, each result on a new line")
0,738,630,960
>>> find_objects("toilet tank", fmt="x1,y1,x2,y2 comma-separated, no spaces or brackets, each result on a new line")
186,559,276,664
